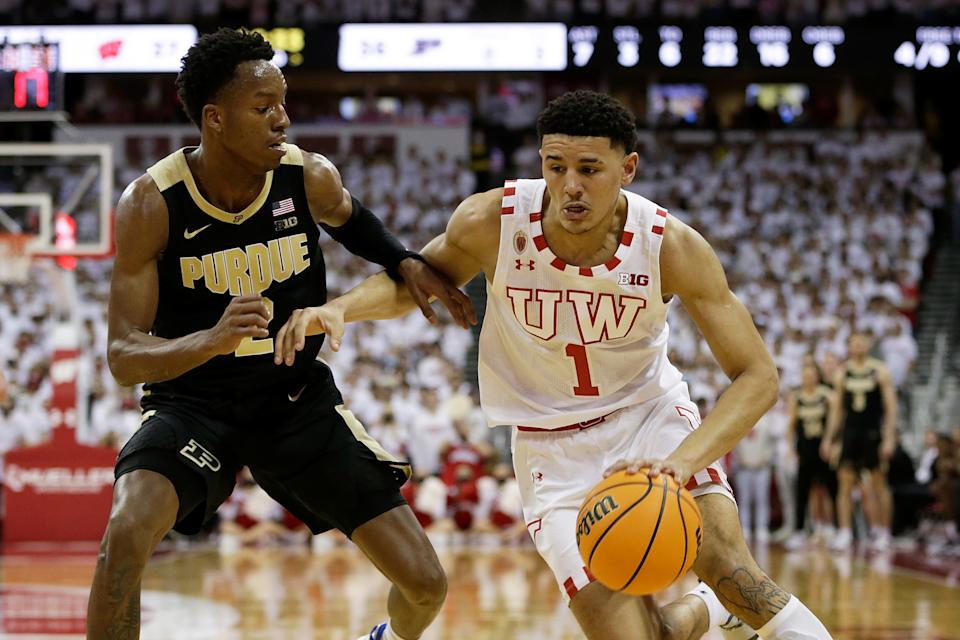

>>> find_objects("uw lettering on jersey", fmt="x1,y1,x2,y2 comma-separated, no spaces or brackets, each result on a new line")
144,145,324,395
842,359,884,430
795,385,831,441
478,179,684,429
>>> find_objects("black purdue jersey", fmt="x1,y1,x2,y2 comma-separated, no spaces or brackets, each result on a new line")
842,359,884,432
795,384,831,442
144,144,324,396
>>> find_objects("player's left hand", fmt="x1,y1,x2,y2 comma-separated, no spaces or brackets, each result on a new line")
397,257,477,329
603,458,695,487
273,304,346,366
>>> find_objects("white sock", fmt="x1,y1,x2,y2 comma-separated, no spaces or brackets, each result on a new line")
685,582,727,629
757,596,832,639
686,582,759,639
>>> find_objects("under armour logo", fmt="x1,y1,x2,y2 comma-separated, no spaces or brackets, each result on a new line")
515,259,535,270
179,439,221,471
532,471,543,482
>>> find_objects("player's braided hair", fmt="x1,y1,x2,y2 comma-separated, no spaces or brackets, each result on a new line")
176,28,275,128
536,90,637,154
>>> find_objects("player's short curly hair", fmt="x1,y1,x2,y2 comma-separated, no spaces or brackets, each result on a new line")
536,90,637,153
176,28,275,128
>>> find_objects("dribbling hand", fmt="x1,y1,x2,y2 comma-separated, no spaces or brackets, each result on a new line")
273,304,346,366
603,458,694,487
207,295,271,356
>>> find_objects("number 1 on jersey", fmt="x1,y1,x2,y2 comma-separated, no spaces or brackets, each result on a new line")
565,343,599,397
235,297,274,357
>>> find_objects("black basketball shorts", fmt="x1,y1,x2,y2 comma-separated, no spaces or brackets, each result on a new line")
839,426,882,472
115,362,411,537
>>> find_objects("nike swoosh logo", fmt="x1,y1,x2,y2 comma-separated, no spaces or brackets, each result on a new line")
183,224,212,240
288,385,306,402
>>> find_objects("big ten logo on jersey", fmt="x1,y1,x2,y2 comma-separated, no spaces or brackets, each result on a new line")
618,273,649,286
274,215,298,232
179,233,310,296
505,287,647,343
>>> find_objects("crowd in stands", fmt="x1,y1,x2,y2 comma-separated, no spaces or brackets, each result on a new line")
2,129,958,554
4,0,954,25
66,75,474,128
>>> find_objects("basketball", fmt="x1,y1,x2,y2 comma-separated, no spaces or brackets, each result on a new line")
577,470,702,596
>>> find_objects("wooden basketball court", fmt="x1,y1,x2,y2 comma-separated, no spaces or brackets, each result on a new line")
1,539,958,639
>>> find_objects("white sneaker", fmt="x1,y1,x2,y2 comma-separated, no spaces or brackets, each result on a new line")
870,531,891,552
814,524,836,544
828,528,853,552
784,532,807,551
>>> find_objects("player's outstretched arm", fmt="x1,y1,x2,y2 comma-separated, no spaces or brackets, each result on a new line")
656,216,780,479
300,151,474,326
107,176,271,385
273,189,501,366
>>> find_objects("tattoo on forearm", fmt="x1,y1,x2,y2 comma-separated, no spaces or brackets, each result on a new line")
715,567,791,617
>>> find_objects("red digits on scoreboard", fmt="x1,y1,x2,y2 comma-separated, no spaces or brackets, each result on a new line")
13,68,49,109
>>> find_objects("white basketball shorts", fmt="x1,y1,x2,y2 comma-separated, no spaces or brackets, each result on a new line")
511,386,735,604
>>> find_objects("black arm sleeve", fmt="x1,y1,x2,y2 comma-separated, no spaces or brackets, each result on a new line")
320,197,421,281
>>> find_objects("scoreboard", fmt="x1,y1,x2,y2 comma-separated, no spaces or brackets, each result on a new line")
0,42,62,111
564,24,960,73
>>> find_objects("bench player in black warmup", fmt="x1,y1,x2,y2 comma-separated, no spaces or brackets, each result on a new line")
86,29,475,640
784,359,837,549
821,331,897,552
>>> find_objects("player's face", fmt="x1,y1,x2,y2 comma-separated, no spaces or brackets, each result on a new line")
848,333,871,358
801,364,818,387
540,134,638,234
215,60,290,171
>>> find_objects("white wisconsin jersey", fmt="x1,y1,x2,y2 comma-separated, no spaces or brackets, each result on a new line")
478,179,684,429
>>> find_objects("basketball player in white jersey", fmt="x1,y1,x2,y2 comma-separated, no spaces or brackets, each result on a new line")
274,91,832,640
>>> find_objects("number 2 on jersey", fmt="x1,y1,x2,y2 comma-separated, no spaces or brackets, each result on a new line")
565,343,599,396
235,297,274,357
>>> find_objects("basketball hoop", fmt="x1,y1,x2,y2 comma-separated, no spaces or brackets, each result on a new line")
0,233,33,283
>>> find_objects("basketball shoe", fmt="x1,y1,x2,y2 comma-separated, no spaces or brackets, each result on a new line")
828,528,853,552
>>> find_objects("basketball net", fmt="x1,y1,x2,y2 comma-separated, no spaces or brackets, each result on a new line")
0,233,33,283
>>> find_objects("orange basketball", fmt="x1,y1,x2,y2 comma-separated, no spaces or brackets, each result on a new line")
577,469,702,596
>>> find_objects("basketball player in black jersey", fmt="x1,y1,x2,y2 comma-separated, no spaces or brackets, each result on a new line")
784,360,836,549
86,29,475,640
821,330,897,552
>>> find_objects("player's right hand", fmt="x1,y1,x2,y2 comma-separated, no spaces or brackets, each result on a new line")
207,295,272,356
273,304,346,366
